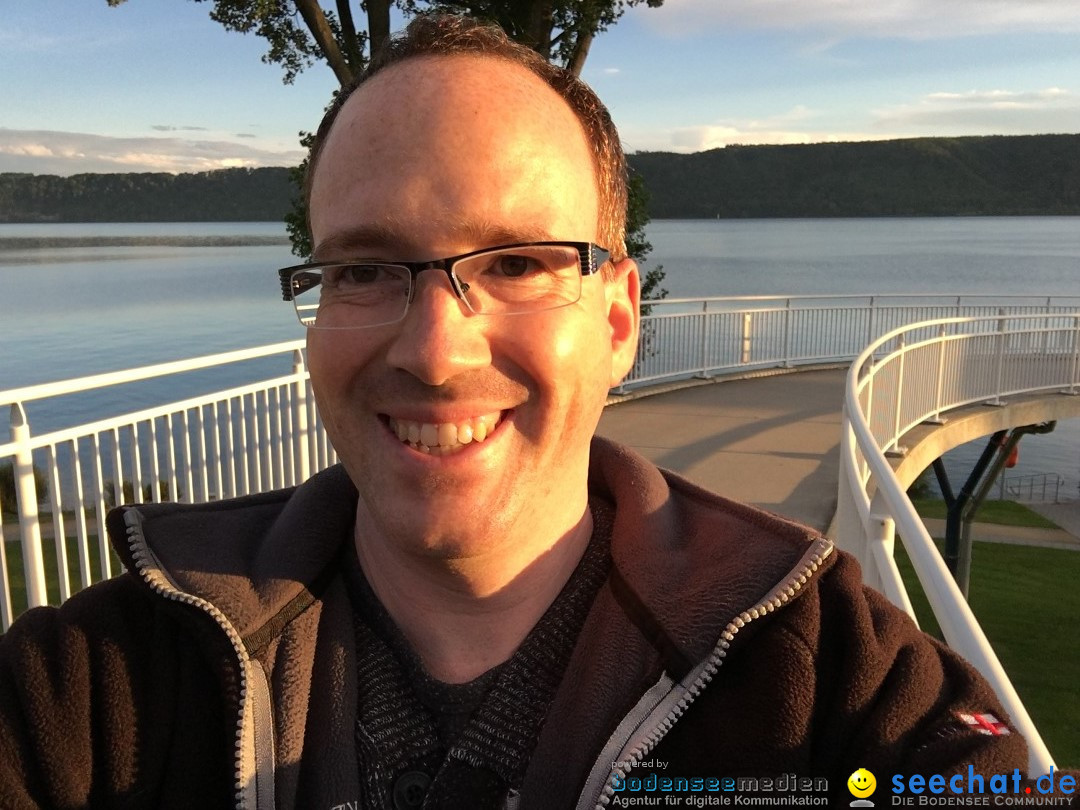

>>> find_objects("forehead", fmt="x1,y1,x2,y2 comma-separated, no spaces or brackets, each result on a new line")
309,55,600,255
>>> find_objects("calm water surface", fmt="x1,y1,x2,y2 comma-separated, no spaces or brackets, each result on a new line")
2,218,1078,498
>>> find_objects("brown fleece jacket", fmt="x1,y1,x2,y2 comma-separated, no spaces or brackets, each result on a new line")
0,438,1057,809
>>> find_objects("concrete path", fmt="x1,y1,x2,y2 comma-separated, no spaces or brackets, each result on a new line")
599,367,1080,551
1025,501,1080,539
920,518,1080,552
598,368,847,532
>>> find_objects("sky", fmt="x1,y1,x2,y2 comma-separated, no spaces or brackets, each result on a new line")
3,1,1080,175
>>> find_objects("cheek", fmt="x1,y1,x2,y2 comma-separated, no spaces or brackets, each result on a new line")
533,311,613,412
306,331,375,406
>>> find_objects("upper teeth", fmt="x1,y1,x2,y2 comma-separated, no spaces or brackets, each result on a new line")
389,413,502,454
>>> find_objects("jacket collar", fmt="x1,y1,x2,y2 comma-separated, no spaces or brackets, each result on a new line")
110,465,358,642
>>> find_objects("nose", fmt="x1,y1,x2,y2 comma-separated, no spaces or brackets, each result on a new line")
384,269,492,386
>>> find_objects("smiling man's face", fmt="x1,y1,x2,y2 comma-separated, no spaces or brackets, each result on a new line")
305,54,638,564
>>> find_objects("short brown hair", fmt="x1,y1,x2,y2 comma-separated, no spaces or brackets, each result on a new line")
305,14,628,261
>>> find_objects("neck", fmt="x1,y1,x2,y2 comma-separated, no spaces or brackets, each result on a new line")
355,506,594,684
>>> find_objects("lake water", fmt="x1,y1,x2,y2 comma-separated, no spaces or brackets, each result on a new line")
2,218,1079,500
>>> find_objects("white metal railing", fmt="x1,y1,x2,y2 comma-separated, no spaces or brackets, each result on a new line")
5,293,1079,631
1000,471,1068,502
3,295,1078,773
835,312,1080,776
0,340,334,630
621,293,1080,388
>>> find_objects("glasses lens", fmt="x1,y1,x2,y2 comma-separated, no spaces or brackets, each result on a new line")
291,264,411,328
454,245,583,314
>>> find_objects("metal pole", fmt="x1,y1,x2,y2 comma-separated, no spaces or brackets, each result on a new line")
891,335,906,451
10,403,49,610
292,349,312,483
781,298,792,367
944,429,1006,584
740,311,752,366
1068,315,1080,395
698,301,713,378
990,309,1007,406
932,324,947,423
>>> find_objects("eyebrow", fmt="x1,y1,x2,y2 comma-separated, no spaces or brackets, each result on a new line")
313,219,559,260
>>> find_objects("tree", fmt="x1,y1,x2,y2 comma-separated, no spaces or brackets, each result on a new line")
107,1,662,84
108,0,668,304
0,461,48,515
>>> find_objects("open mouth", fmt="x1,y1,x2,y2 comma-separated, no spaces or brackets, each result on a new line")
385,411,505,455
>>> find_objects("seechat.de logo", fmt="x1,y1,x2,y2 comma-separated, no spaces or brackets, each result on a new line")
848,768,877,807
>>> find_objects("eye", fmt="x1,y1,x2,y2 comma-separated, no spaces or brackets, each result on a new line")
488,253,541,278
324,263,394,287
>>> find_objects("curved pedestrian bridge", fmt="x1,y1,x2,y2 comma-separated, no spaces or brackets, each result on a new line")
600,366,1080,541
601,366,848,531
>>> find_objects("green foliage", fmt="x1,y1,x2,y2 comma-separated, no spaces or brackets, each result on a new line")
102,479,181,510
0,167,294,223
8,134,1079,226
626,172,667,315
909,498,1060,530
906,467,934,500
399,1,663,72
0,461,48,515
629,134,1080,219
894,540,1080,766
284,131,315,258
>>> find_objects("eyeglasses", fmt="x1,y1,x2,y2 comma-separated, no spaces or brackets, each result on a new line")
278,241,609,329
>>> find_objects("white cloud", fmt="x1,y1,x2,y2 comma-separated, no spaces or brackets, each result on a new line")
636,0,1080,39
623,105,896,152
0,129,306,175
151,125,209,132
874,87,1080,134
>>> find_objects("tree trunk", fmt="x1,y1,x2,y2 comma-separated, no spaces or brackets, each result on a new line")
566,29,594,76
294,0,355,85
524,0,555,58
367,0,392,60
335,0,365,73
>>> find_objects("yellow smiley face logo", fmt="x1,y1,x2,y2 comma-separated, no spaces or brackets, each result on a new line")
848,768,877,798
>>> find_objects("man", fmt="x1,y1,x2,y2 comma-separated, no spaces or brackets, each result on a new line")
0,15,1034,810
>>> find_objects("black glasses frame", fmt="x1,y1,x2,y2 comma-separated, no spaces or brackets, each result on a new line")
278,241,609,311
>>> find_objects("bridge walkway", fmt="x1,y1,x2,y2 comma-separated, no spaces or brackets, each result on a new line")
597,366,1080,548
598,367,846,532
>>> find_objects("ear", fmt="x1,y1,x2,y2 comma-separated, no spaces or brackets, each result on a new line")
604,258,641,388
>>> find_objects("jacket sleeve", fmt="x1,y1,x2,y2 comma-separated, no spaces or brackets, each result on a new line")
797,551,1076,801
0,598,101,808
0,576,235,808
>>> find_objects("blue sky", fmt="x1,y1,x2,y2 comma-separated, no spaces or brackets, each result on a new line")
3,1,1079,175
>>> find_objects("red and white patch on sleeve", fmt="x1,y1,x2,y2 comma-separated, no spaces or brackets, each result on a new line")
955,712,1011,736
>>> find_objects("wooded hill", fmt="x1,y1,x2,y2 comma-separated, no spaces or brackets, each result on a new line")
1,134,1077,222
0,167,294,223
631,134,1080,218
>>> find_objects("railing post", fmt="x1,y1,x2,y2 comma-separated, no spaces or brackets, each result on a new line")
931,324,948,423
10,403,48,610
867,296,876,346
891,335,906,451
781,298,792,367
740,311,752,366
989,308,1007,406
292,350,312,482
1068,315,1080,396
697,300,713,378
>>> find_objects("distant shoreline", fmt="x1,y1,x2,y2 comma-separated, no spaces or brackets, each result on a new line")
0,235,292,250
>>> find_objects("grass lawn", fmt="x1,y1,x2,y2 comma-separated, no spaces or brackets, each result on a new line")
894,538,1080,768
910,498,1060,529
2,530,123,615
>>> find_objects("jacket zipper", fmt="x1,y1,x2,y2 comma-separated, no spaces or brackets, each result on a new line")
123,509,275,810
579,537,834,810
